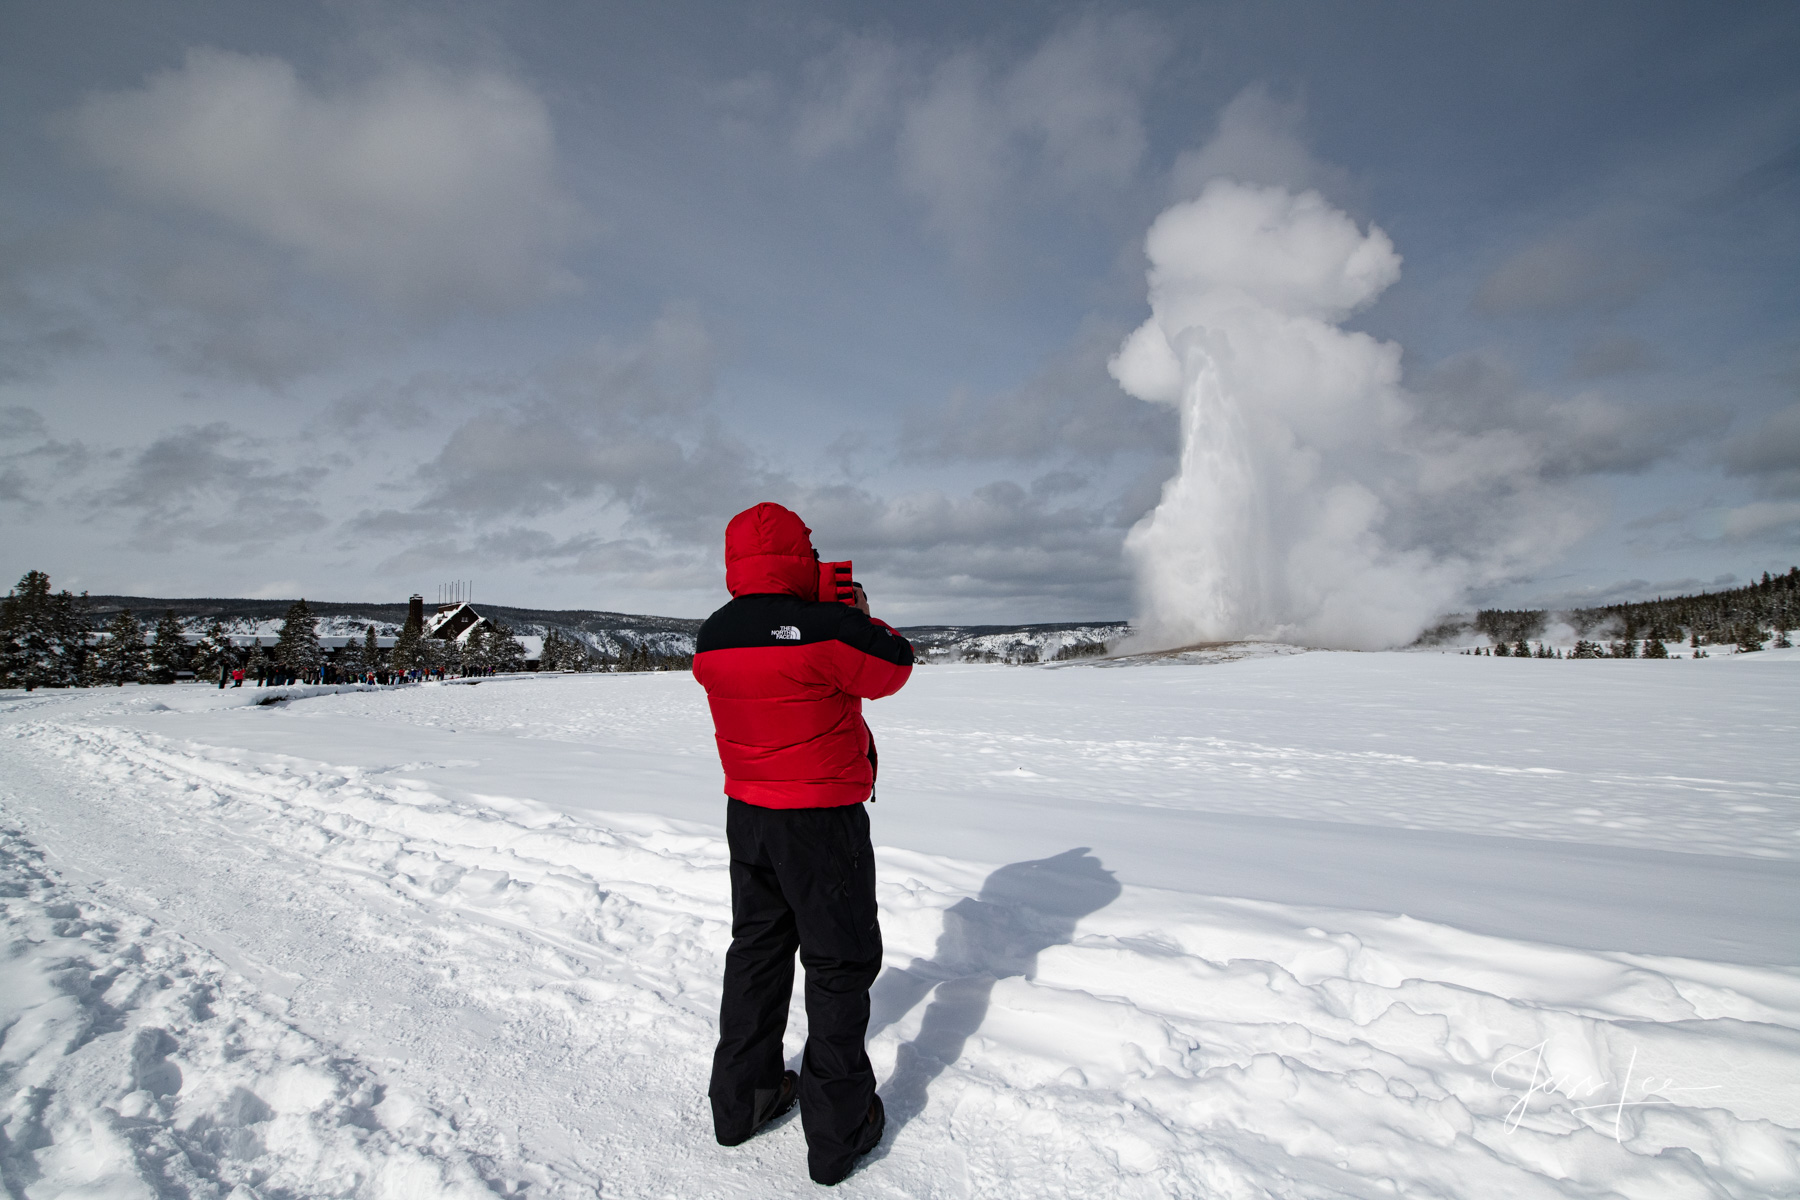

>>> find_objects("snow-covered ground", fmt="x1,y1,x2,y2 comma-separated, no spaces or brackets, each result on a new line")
174,617,407,640
2,651,1797,1197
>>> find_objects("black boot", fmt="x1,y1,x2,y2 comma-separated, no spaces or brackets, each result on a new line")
810,1095,884,1186
716,1070,798,1147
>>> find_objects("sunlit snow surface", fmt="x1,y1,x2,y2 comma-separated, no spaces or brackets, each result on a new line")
2,651,1797,1197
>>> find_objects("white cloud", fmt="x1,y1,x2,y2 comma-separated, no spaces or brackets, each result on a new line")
63,49,581,311
92,422,324,548
792,35,908,158
798,16,1163,258
1722,403,1800,497
1570,333,1658,379
0,406,48,440
901,317,1175,463
1000,16,1159,196
1167,85,1353,200
1722,499,1800,540
1474,231,1666,316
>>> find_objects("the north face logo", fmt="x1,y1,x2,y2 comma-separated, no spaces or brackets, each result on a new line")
772,626,801,641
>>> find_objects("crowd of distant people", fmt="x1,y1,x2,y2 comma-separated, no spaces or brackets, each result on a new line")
218,663,507,688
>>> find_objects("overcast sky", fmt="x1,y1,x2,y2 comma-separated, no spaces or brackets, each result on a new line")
2,1,1797,623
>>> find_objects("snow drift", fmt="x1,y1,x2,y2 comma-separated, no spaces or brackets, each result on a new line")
2,657,1796,1196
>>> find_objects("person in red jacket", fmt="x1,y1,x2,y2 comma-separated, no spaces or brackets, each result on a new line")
693,502,913,1186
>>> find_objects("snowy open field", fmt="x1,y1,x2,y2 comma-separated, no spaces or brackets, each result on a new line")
2,650,1798,1198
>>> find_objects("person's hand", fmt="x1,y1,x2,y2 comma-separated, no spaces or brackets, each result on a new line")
851,583,870,616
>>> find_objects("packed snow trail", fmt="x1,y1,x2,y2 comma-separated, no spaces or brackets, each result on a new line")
2,654,1798,1197
0,815,499,1198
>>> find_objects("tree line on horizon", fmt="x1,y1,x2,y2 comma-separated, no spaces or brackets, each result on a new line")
0,571,524,690
9,566,1794,691
0,570,692,690
1445,566,1800,655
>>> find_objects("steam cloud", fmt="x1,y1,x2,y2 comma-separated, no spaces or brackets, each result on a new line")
1112,181,1590,649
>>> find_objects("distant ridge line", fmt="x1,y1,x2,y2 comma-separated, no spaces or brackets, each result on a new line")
71,595,1132,641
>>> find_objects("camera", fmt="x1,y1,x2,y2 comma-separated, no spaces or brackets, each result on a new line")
817,560,855,605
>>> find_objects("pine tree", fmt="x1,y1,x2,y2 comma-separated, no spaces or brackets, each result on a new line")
146,610,189,683
1735,623,1766,653
96,609,147,685
421,631,448,675
1,570,88,690
52,590,88,686
1513,639,1530,658
274,600,322,678
0,589,21,688
336,627,365,677
484,622,525,672
0,576,39,689
348,625,380,677
452,627,483,675
1776,626,1793,650
390,624,424,672
546,629,593,671
189,620,232,683
1642,637,1668,659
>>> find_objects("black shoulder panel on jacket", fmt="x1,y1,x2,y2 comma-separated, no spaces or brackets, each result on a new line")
696,594,913,667
696,594,840,653
831,604,913,667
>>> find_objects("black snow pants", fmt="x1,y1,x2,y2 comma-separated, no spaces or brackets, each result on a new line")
710,797,882,1176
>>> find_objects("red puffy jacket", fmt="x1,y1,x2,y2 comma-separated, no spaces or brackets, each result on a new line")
692,503,914,809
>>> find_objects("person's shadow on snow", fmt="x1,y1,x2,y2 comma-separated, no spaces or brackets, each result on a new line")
865,848,1120,1141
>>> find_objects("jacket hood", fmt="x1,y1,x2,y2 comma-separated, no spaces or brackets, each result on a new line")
725,502,818,599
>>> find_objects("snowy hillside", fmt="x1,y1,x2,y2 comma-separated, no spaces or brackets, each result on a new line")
180,615,409,639
902,622,1123,664
554,626,697,661
1,651,1796,1196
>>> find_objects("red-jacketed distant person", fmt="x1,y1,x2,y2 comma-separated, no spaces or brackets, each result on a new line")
692,502,913,1186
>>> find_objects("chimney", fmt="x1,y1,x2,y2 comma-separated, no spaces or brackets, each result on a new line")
408,594,424,630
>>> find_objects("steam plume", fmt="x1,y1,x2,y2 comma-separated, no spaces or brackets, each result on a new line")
1112,181,1584,649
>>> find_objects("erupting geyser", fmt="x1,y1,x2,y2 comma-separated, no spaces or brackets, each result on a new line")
1114,181,1476,651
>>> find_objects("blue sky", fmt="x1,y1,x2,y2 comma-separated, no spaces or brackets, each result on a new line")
2,1,1796,624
